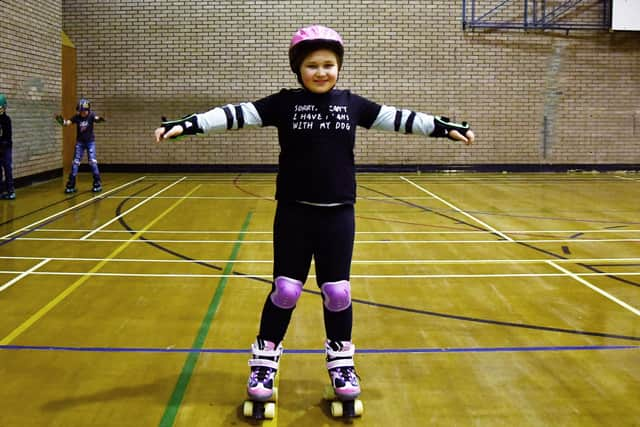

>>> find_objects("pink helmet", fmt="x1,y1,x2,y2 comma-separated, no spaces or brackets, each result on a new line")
288,25,344,75
290,25,343,48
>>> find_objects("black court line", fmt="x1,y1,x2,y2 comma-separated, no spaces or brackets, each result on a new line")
115,186,222,272
358,186,640,226
0,190,94,227
0,182,144,248
112,176,640,344
349,296,640,342
359,184,640,289
590,264,640,268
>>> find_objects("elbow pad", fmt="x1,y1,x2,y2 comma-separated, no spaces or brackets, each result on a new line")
430,116,470,140
161,114,203,137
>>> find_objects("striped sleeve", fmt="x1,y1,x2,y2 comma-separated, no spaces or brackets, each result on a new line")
196,102,262,133
371,105,435,136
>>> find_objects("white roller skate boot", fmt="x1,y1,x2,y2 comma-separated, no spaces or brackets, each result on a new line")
247,338,283,402
326,340,361,400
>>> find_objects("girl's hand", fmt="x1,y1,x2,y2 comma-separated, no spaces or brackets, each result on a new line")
431,116,474,144
448,129,475,145
154,124,183,142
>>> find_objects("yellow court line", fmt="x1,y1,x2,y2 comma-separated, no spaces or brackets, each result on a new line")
0,184,202,345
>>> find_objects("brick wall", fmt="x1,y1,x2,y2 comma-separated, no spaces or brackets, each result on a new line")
0,1,62,179
53,0,638,167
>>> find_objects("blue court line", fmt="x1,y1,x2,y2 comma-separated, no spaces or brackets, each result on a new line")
0,344,637,354
0,182,154,247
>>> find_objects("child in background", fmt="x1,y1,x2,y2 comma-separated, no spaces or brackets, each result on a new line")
0,93,15,200
56,98,105,193
155,25,474,405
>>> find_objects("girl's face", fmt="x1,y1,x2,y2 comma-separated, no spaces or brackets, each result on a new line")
79,110,89,118
300,49,339,94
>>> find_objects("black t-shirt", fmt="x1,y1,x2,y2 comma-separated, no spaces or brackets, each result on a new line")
71,112,97,143
253,88,381,204
0,114,11,146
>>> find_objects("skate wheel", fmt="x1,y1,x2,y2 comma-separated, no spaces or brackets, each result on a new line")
330,400,343,417
264,402,276,419
329,399,363,418
353,399,364,416
242,400,254,417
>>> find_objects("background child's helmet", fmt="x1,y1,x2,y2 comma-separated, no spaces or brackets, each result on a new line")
289,25,344,83
76,98,91,112
0,93,7,112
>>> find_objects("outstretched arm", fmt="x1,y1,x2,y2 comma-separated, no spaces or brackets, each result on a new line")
55,114,72,127
154,103,262,142
371,106,474,144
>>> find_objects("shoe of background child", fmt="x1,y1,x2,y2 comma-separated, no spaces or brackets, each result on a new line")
92,175,102,193
65,176,77,194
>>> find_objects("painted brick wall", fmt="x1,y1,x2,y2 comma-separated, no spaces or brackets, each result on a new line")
60,0,639,167
0,0,62,179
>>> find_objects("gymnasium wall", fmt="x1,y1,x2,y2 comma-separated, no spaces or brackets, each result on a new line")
0,0,62,179
55,1,639,168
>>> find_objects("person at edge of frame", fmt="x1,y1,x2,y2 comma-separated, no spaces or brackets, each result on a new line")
0,93,16,200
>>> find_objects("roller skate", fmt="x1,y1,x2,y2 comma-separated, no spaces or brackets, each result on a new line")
92,175,102,193
243,338,282,420
323,340,364,418
1,191,16,200
64,176,77,194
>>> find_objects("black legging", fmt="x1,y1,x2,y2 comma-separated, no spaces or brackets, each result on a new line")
258,201,355,344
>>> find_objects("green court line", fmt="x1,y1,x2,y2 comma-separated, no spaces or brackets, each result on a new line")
158,210,253,427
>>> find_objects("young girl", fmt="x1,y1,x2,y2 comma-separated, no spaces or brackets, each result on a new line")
56,98,105,193
0,93,15,200
155,25,474,404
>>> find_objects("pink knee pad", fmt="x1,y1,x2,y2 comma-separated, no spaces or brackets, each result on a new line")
270,276,303,309
321,280,351,312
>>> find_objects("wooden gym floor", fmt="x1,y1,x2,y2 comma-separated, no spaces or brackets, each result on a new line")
0,172,638,426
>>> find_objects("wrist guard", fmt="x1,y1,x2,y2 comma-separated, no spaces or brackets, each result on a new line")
55,114,64,126
161,114,203,138
95,116,105,123
430,116,470,140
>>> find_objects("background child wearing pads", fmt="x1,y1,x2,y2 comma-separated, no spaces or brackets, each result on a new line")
56,98,105,193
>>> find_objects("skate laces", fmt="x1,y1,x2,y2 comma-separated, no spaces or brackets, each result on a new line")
252,366,273,382
249,338,282,383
